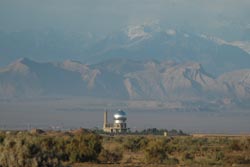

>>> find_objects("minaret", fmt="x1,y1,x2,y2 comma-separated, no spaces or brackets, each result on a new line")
103,110,108,129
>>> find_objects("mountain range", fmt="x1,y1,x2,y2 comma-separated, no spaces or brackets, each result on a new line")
1,23,250,110
1,58,250,110
1,24,250,76
85,25,250,76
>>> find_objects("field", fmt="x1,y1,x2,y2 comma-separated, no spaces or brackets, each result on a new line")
0,129,250,167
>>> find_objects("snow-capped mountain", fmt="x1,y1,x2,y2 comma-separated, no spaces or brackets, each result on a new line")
85,24,250,76
1,23,250,76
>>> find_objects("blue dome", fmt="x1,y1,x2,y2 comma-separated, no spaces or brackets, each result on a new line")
114,109,127,119
116,110,126,115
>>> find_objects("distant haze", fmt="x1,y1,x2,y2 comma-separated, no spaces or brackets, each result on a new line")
0,0,250,38
1,0,250,133
1,98,250,134
1,0,250,66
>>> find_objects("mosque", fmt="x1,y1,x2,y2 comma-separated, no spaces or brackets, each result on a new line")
103,109,128,133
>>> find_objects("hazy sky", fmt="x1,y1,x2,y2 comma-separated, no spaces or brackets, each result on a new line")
0,0,250,39
1,1,250,133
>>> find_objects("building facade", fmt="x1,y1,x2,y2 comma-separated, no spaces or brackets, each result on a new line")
103,109,128,133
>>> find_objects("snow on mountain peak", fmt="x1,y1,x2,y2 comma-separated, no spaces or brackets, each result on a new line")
200,34,227,45
125,21,160,40
126,25,151,40
200,34,250,54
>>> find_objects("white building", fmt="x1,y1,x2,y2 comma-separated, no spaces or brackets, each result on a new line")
103,109,128,133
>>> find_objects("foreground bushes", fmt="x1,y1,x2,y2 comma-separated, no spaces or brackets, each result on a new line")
1,131,250,166
144,138,168,163
65,133,102,163
123,136,148,152
98,148,123,163
0,131,102,167
104,135,250,166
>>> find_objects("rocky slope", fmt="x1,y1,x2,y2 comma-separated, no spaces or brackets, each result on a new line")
218,70,250,101
1,58,250,107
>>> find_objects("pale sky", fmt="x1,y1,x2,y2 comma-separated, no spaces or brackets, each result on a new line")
0,0,249,39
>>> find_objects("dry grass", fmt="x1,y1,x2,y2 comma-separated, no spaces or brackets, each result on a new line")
1,130,250,167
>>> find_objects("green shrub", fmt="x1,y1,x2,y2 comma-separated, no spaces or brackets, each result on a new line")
229,140,242,151
215,151,224,161
114,136,124,143
0,135,62,167
182,152,195,161
144,138,168,163
123,136,148,152
225,154,250,164
66,133,102,163
163,158,179,165
0,131,102,166
98,148,123,164
0,135,4,144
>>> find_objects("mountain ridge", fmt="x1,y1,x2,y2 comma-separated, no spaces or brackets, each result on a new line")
1,24,250,76
1,58,250,109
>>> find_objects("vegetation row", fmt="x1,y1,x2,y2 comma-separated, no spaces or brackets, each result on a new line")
0,130,250,167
